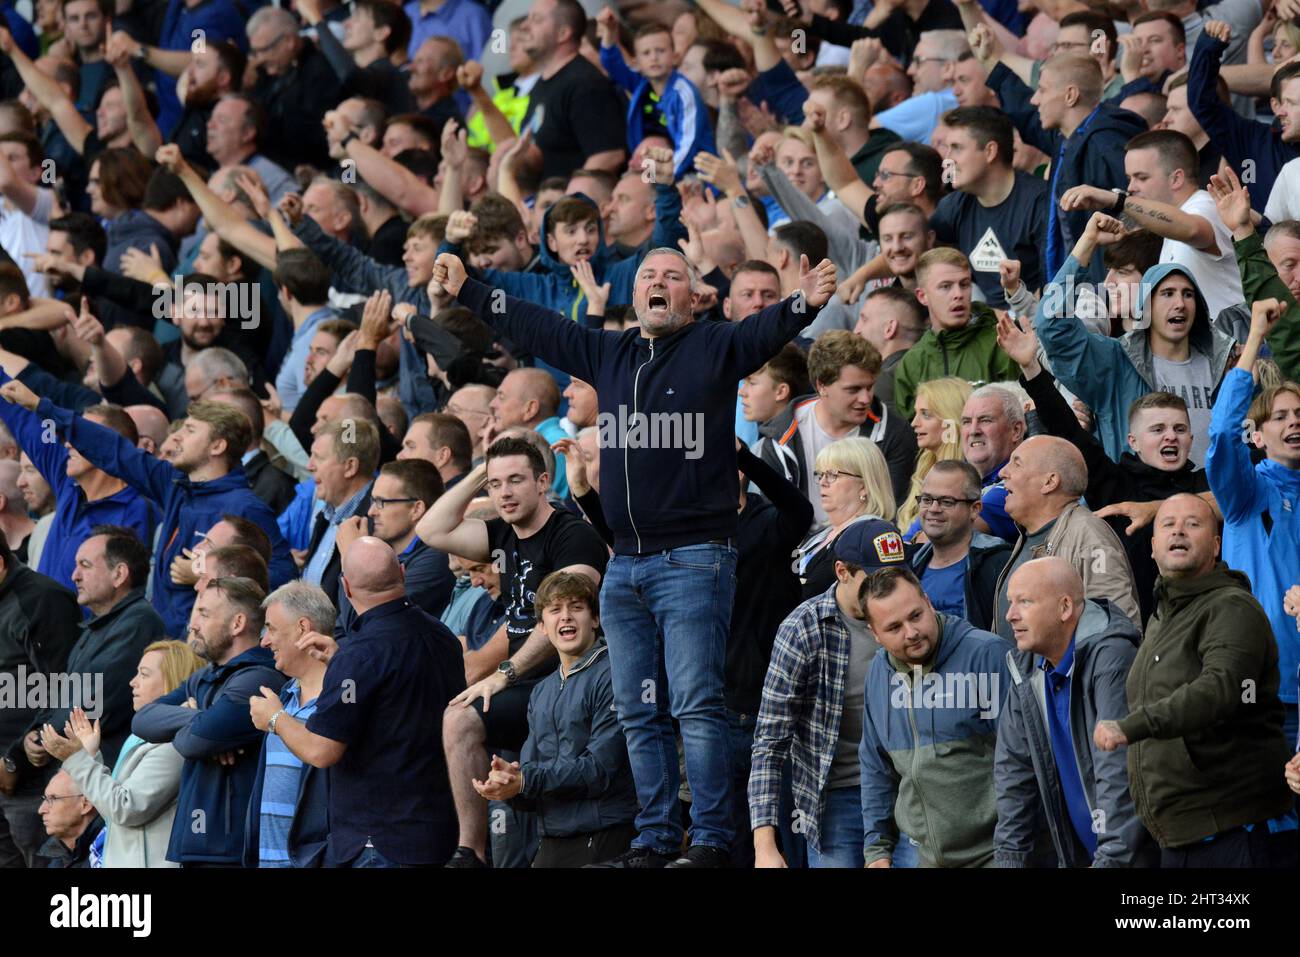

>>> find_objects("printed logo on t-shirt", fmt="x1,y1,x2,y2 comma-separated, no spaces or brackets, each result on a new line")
1156,381,1213,411
969,228,1007,272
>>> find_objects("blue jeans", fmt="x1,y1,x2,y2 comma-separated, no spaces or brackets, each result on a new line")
346,845,411,869
893,832,920,868
807,786,864,868
602,543,737,853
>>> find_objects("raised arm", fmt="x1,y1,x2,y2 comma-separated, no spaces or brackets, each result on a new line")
0,27,91,156
157,145,278,271
414,460,492,561
457,61,515,149
106,32,162,156
1060,185,1219,253
342,135,439,217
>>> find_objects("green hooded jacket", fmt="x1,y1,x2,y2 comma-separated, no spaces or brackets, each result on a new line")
892,303,1021,421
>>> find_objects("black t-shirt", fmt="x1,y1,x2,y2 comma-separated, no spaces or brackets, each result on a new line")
485,507,609,657
930,170,1049,308
523,55,627,180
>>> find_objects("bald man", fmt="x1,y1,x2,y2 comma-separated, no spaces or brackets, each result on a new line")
1094,495,1295,868
125,406,171,456
991,436,1140,638
0,460,35,561
488,369,569,498
265,537,467,867
994,557,1152,868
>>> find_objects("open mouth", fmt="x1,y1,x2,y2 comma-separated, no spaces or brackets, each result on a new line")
1167,541,1189,555
647,292,668,310
1159,445,1180,462
1165,314,1188,330
1284,430,1300,447
557,624,578,639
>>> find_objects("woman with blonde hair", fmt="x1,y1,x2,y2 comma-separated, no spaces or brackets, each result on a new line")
795,436,896,600
41,640,205,868
898,376,972,538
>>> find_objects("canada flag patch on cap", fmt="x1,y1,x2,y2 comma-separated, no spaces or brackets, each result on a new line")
873,531,905,564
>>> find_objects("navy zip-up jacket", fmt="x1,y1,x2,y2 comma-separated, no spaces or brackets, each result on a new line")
133,646,286,864
35,397,296,637
455,276,821,554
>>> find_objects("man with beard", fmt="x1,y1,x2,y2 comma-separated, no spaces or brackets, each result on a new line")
16,452,54,569
2,381,294,636
433,243,838,867
168,41,243,170
133,577,285,866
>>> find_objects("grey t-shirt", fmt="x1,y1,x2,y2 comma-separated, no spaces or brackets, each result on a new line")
828,606,879,790
798,400,849,529
995,517,1059,641
1151,352,1215,467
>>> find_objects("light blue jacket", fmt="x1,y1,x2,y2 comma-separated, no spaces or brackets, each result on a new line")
1207,367,1300,703
599,47,716,180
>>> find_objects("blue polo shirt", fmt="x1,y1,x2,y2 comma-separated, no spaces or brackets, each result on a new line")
980,461,1017,543
1042,639,1096,858
258,681,318,867
275,306,337,413
404,0,491,60
155,0,247,137
307,598,466,865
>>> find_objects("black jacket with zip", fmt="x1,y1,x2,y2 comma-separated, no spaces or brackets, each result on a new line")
456,276,820,554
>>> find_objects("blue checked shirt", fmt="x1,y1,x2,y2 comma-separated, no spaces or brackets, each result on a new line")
749,585,856,853
302,482,370,586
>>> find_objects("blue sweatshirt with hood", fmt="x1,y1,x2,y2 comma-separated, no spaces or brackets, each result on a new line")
1207,367,1300,704
35,397,297,637
133,646,286,864
439,188,687,328
453,276,822,554
1034,259,1236,462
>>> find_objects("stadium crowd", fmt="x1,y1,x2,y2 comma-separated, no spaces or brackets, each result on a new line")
0,0,1295,870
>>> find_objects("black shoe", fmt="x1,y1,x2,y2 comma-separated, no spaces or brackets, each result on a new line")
586,846,677,868
444,846,487,868
665,845,730,868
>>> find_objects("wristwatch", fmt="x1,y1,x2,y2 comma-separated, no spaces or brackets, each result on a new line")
1109,188,1128,214
732,194,751,208
268,709,285,736
341,131,358,150
2,756,15,774
496,660,518,687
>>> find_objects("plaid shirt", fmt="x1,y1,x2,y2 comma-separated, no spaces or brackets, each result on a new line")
749,585,855,853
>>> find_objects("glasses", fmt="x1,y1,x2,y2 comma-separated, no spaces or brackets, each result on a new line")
875,168,918,182
916,494,978,509
814,470,862,485
372,496,419,510
40,793,82,806
250,32,289,56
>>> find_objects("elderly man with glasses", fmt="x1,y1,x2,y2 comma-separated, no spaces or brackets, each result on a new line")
37,770,103,868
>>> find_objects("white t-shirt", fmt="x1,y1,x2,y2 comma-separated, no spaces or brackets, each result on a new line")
1158,190,1243,319
1152,351,1215,467
797,398,852,529
0,187,54,298
1265,156,1300,225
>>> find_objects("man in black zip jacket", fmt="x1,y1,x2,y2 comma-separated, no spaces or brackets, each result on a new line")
433,247,838,868
996,315,1210,628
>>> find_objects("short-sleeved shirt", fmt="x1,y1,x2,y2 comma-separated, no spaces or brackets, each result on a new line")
485,507,610,659
930,172,1050,309
1158,191,1243,318
0,187,53,298
523,55,628,180
306,599,467,866
258,682,318,868
795,399,848,529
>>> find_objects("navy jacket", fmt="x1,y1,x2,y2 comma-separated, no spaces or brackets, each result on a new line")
989,62,1148,283
242,682,330,868
37,397,297,637
455,277,821,554
511,642,638,837
133,646,286,864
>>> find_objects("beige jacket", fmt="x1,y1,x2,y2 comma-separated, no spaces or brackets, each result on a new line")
992,501,1142,631
62,741,182,868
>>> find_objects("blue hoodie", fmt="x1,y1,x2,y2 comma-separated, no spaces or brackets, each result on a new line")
1034,259,1236,462
0,371,158,593
454,276,821,554
36,398,296,637
103,209,178,276
1207,367,1300,704
598,47,716,181
440,188,687,327
133,646,286,864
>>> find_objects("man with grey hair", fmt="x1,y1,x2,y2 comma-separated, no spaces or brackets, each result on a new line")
868,30,969,146
246,5,341,170
991,436,1141,638
961,384,1027,543
246,580,335,867
433,244,839,867
995,556,1150,868
185,347,250,404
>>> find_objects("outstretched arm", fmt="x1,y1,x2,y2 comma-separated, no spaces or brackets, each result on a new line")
0,27,91,156
157,145,278,270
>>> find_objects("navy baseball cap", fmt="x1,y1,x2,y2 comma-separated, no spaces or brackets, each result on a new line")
834,518,909,570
